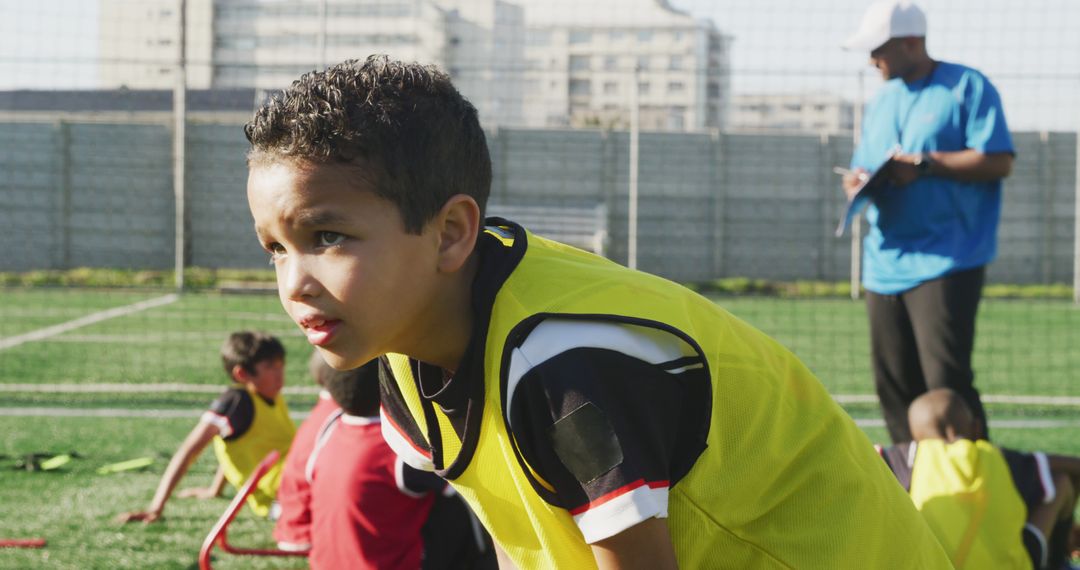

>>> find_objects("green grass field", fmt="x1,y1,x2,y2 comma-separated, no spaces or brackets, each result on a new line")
1,287,1077,568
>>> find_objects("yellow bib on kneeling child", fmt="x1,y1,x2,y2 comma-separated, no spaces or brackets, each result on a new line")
909,438,1031,570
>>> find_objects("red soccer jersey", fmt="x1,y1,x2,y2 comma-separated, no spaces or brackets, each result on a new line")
309,415,436,570
272,391,340,549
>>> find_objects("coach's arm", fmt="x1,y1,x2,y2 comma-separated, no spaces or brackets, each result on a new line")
891,150,1014,186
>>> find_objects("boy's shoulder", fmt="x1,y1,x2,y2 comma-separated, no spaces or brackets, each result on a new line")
203,386,255,440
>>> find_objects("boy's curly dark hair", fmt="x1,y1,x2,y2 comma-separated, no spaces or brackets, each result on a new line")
244,55,491,233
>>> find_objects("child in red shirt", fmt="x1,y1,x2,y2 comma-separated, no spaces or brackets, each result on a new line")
272,351,343,551
308,359,444,569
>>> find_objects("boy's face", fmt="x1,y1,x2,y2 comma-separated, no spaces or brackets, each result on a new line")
241,358,286,400
247,161,444,370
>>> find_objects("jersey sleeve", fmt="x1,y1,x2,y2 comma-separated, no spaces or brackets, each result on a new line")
396,457,448,498
506,319,710,544
962,70,1014,154
200,388,254,440
1000,447,1056,510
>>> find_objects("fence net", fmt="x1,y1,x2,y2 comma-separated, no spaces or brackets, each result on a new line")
1,0,1078,432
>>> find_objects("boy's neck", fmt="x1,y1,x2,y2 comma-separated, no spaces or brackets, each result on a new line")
403,251,480,373
241,381,276,402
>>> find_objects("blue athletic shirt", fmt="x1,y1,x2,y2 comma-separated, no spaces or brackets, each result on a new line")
851,61,1014,294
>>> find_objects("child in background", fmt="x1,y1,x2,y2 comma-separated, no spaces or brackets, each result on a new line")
119,331,296,523
272,350,342,551
308,359,465,569
879,388,1080,569
244,56,950,569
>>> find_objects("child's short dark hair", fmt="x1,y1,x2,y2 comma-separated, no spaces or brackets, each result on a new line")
321,359,381,417
220,331,285,378
244,55,492,234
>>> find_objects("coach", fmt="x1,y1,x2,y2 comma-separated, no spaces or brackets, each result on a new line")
842,0,1014,443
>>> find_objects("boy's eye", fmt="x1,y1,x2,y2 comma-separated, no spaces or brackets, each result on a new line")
316,231,345,247
266,243,286,264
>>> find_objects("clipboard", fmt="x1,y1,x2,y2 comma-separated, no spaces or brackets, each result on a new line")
834,156,899,237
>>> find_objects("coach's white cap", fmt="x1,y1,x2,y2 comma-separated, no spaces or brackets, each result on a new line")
843,0,927,51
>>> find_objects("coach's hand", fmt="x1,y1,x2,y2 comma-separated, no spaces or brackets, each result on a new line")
842,169,868,200
116,510,162,524
889,154,924,187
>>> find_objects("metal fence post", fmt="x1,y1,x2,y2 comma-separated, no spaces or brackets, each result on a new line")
1074,131,1080,304
57,120,72,270
173,0,187,292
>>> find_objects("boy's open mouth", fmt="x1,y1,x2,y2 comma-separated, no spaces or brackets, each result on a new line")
299,317,341,346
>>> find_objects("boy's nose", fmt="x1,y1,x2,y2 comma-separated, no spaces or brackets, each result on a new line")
281,256,320,301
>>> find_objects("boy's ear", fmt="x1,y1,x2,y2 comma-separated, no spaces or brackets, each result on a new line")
434,194,481,273
230,364,249,384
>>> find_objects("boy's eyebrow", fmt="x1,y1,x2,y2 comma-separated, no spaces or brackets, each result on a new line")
293,209,351,227
252,209,352,241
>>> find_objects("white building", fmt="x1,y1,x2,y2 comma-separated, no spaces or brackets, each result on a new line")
730,93,855,134
99,0,213,89
98,0,729,131
514,0,731,131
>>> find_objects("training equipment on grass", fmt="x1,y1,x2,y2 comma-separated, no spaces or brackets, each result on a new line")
39,454,71,471
0,538,46,549
198,450,307,570
96,457,155,475
2,451,82,472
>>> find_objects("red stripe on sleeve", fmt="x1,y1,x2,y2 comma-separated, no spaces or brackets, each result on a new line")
568,479,670,516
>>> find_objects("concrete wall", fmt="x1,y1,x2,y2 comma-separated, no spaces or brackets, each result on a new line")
1,119,1075,285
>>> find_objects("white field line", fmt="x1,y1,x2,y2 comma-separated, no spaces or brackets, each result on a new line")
0,383,322,395
0,407,312,420
2,384,1077,407
833,394,1080,406
0,294,179,351
1,307,292,323
0,407,1073,428
853,418,1080,429
38,330,302,343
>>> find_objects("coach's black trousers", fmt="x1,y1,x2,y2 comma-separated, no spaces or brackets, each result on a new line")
866,266,989,444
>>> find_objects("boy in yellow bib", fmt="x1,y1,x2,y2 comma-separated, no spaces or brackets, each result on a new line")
119,332,296,522
244,56,950,569
878,389,1080,569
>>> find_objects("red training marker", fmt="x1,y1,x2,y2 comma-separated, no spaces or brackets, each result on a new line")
0,538,46,548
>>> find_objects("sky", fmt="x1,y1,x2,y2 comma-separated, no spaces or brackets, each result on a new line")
673,0,1080,131
0,0,100,90
1,0,1077,131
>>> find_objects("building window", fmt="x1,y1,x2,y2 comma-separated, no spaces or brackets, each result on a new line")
636,55,649,70
569,30,592,44
674,30,684,41
637,30,652,42
669,56,682,71
707,82,720,97
603,81,619,95
604,56,618,71
569,55,590,72
667,81,685,93
609,30,624,41
638,82,650,95
569,79,592,96
527,30,551,46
